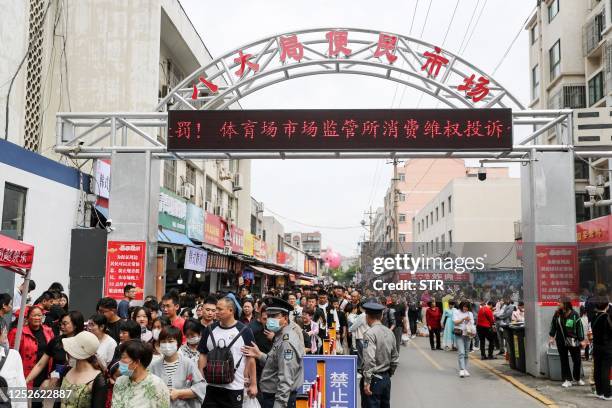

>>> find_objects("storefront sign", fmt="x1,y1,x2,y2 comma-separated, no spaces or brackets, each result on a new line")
206,252,229,273
231,225,244,254
168,109,513,152
0,233,34,272
92,159,111,199
253,237,267,261
184,246,207,272
204,212,226,248
536,245,579,306
244,233,255,256
104,241,146,301
186,203,204,242
277,251,288,265
577,215,611,243
302,355,357,408
159,188,187,233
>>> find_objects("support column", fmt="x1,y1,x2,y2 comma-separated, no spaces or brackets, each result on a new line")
521,150,576,377
108,152,160,301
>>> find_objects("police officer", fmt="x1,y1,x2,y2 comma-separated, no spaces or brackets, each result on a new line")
360,300,399,408
242,297,304,408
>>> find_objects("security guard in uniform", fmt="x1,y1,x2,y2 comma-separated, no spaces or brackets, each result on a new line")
360,300,399,408
242,297,304,408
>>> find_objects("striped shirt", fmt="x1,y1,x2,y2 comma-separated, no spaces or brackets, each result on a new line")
163,360,179,388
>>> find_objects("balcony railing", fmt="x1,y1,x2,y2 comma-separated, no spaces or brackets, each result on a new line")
584,10,606,56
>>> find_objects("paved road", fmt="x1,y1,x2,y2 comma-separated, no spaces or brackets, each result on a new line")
388,336,544,408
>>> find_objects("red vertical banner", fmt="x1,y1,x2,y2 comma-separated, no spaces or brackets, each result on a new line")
536,245,579,306
104,241,146,300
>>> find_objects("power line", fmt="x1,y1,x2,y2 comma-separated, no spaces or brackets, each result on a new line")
460,0,489,55
441,0,460,47
457,0,481,54
264,207,363,230
492,6,536,75
409,0,420,35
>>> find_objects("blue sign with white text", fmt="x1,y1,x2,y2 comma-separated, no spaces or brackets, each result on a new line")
302,355,357,408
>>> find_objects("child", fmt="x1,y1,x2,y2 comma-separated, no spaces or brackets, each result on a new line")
301,307,320,354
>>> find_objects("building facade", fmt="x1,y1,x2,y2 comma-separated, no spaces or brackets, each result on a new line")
526,0,612,222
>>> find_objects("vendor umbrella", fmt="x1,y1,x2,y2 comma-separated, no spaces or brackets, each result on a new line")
0,233,35,351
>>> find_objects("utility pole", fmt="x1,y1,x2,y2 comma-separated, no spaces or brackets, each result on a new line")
392,158,400,250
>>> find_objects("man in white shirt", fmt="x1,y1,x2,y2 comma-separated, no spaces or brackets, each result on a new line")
0,325,27,408
12,279,35,312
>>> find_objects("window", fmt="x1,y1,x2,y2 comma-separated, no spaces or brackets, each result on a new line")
185,164,196,203
435,207,439,221
563,85,586,109
430,211,433,224
448,196,452,213
216,186,223,206
588,71,604,106
549,40,561,81
575,192,589,223
163,161,177,191
399,234,406,242
398,193,406,202
530,24,537,44
441,202,445,217
1,183,27,241
426,215,429,228
531,65,540,100
399,213,406,223
205,176,213,203
251,215,257,235
399,173,405,182
548,0,559,23
448,230,453,246
421,219,424,231
574,160,589,180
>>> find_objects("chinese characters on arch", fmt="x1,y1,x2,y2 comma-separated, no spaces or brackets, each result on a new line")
167,109,512,152
190,31,491,104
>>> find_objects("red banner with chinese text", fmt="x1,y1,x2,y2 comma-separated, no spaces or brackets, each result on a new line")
104,241,146,301
204,213,226,248
0,233,34,273
536,245,579,306
576,215,611,243
231,225,244,254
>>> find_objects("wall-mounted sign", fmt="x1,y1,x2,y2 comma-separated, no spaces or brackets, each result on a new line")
185,246,207,272
104,241,146,300
186,203,204,242
159,188,187,233
204,212,226,248
93,160,111,199
168,109,512,152
536,245,579,306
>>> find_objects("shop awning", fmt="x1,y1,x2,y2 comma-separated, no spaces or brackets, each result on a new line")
250,265,286,276
298,274,316,281
158,228,194,246
94,205,109,220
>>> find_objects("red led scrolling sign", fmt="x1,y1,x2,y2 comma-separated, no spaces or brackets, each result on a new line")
167,109,513,152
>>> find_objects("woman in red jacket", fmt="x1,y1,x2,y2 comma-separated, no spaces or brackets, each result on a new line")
426,301,442,350
8,306,55,388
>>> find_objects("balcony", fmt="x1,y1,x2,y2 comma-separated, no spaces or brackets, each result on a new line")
584,10,606,57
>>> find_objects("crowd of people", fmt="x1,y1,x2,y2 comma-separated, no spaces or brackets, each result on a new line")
0,279,611,408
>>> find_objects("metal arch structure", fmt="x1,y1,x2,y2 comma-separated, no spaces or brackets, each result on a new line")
154,27,524,112
55,27,607,160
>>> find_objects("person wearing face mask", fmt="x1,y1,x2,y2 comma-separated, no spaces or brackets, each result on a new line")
179,319,202,366
87,314,116,369
151,316,171,366
0,325,27,408
149,327,206,408
112,340,170,408
241,297,304,408
59,331,107,408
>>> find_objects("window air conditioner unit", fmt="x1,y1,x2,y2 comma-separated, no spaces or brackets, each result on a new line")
233,173,242,191
181,183,195,199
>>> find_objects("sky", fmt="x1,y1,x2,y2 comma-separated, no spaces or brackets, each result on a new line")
180,0,536,256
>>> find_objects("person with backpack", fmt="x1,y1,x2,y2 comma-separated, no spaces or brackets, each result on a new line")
241,297,304,408
590,296,612,400
197,297,257,408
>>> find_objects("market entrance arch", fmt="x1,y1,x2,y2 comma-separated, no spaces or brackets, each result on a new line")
55,28,594,379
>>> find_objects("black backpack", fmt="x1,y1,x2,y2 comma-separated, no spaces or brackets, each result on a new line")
0,352,11,408
204,325,248,385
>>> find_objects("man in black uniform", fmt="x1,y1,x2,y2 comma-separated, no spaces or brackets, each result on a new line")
360,301,399,408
